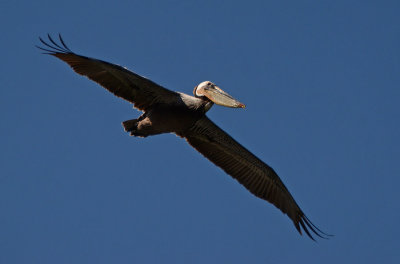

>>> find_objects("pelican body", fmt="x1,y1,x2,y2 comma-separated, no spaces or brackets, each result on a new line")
122,83,244,138
37,34,330,240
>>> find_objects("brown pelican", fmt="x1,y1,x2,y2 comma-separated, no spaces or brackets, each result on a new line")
37,34,330,240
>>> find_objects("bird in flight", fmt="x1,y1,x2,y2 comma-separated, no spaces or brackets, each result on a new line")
37,34,330,240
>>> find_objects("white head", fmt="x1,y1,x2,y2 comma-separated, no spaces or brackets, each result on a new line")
193,81,245,108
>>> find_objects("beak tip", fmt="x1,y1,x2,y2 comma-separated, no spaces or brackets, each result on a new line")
239,103,246,109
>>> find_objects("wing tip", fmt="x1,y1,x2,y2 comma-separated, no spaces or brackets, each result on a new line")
36,33,73,55
297,214,333,241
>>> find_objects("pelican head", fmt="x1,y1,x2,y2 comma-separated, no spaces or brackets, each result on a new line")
193,81,245,108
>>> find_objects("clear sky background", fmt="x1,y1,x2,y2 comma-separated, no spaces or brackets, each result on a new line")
1,0,399,263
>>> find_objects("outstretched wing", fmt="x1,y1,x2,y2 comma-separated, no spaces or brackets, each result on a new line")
37,34,180,111
183,116,330,240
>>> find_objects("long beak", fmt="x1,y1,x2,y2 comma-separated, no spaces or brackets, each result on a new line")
203,86,245,108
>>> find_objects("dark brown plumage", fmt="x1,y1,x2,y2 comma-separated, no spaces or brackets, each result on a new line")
37,34,330,240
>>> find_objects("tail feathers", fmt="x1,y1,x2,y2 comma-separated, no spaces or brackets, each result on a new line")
122,119,138,133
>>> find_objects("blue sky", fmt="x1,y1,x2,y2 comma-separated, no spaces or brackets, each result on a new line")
1,0,399,263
